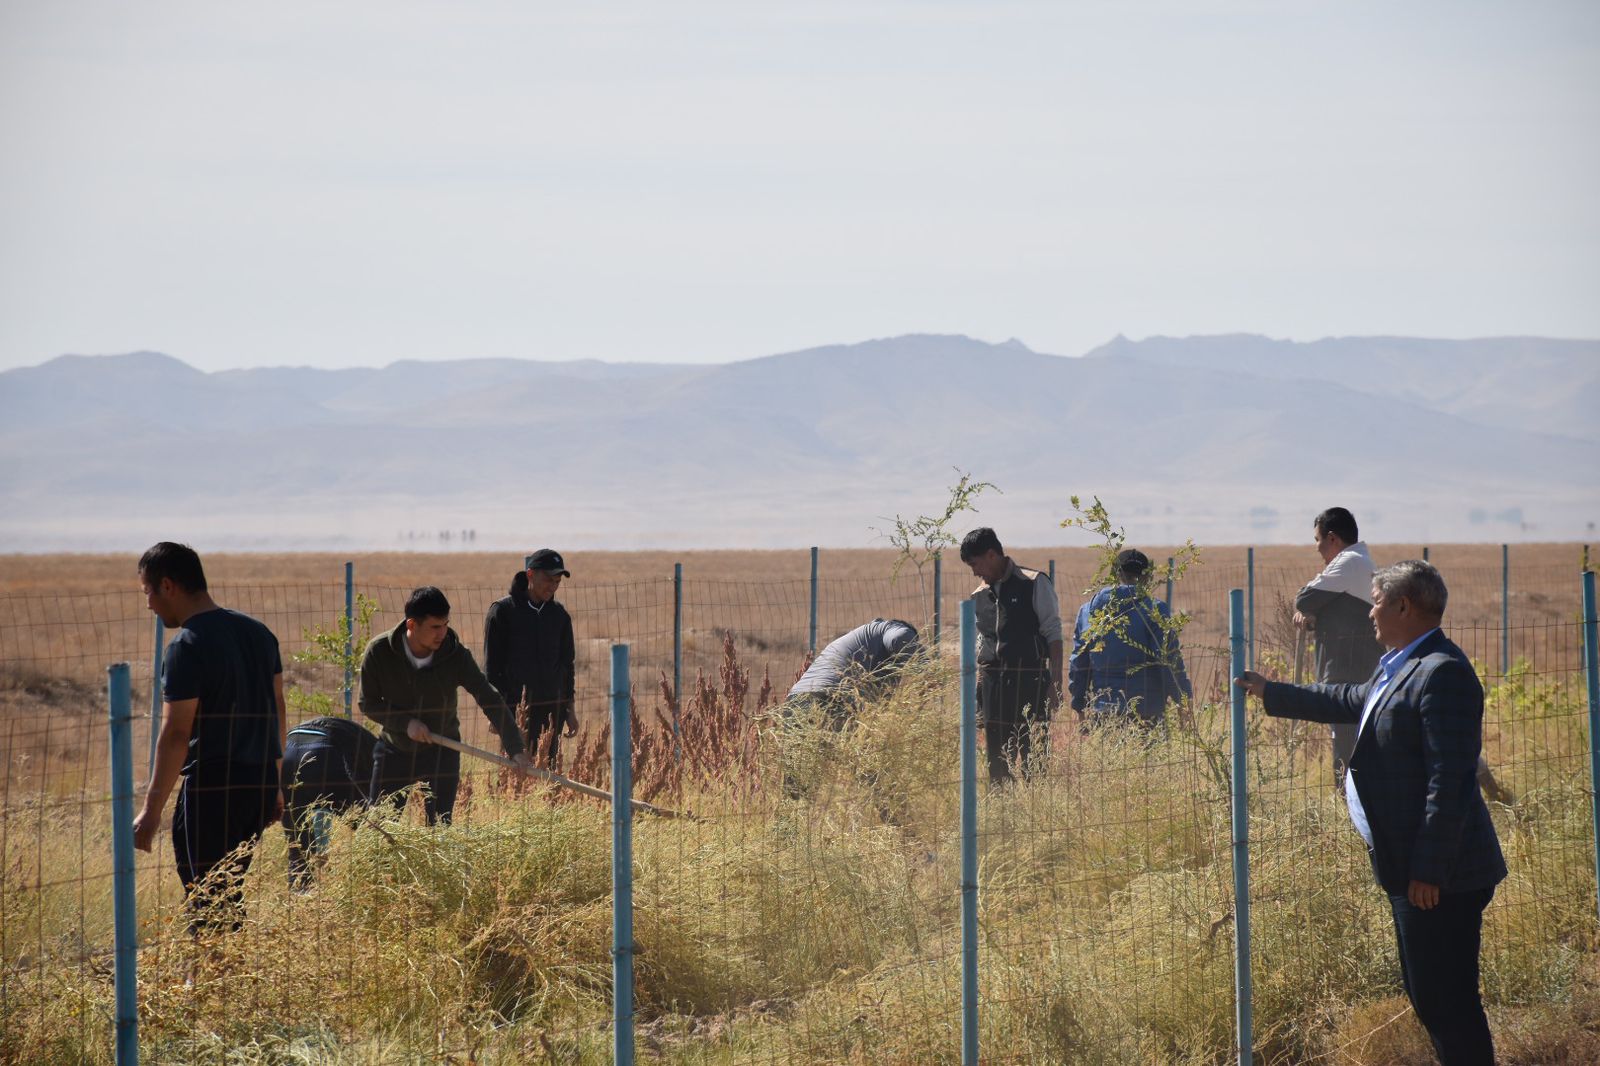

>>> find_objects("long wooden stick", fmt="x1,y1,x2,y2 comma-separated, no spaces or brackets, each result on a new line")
421,730,687,819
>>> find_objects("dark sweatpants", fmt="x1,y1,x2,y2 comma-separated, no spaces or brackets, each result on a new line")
172,759,280,934
978,666,1052,784
282,736,368,888
370,739,461,825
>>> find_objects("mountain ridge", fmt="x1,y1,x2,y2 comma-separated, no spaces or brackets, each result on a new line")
2,333,1593,550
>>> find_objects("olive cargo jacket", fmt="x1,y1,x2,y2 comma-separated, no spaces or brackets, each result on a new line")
358,621,524,757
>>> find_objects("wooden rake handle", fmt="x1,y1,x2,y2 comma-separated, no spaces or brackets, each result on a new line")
420,730,688,820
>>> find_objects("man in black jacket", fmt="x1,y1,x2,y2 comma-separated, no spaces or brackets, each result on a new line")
484,549,578,767
360,586,529,824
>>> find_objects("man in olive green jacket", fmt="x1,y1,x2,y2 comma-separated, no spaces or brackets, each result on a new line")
360,586,530,824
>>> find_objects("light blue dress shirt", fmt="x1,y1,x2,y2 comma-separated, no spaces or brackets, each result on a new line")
1344,628,1440,848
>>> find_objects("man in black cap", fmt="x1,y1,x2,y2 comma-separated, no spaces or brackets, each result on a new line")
1068,548,1191,729
484,549,578,766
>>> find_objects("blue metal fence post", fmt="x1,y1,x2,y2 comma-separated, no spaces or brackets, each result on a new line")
1422,545,1431,563
148,618,164,780
959,600,979,1066
1166,556,1175,610
1246,548,1256,671
809,546,819,654
611,644,635,1066
1501,544,1510,675
343,561,354,718
108,663,140,1066
1048,558,1055,587
1229,589,1254,1066
933,553,943,647
672,563,684,764
673,563,684,698
1582,571,1600,928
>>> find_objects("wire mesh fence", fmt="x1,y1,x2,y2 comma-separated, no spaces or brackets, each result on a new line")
1,548,1596,1063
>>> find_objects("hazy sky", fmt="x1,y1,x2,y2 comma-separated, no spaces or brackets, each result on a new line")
2,1,1596,372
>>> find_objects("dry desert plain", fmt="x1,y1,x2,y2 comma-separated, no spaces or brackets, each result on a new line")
2,538,1591,869
1,540,1590,781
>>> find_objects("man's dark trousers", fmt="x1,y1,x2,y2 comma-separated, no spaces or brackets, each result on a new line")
282,734,368,888
979,666,1051,784
172,759,280,933
1390,886,1496,1065
370,740,461,825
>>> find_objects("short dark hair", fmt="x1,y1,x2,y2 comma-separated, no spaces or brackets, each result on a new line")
138,542,207,593
1313,507,1359,545
405,586,451,621
959,527,1003,562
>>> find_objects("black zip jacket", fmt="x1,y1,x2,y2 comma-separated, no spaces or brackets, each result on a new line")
483,571,576,718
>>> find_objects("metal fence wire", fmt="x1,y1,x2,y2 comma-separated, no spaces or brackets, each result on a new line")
0,550,1596,1064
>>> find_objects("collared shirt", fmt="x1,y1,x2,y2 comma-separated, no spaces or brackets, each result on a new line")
1345,627,1440,847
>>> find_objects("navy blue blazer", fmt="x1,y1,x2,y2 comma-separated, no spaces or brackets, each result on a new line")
1263,629,1506,896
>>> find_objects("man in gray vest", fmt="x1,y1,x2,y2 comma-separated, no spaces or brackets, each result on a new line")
1294,507,1383,774
961,527,1063,784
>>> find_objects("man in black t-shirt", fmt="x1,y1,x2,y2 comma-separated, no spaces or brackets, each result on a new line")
132,542,286,934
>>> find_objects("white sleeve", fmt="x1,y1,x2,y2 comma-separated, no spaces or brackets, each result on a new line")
1034,574,1063,645
972,589,994,662
1302,550,1375,602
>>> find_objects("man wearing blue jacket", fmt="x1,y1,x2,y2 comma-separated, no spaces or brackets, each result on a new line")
1237,560,1505,1066
1068,549,1191,729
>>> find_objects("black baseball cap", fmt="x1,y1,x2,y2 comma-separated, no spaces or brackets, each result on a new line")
524,549,570,576
1114,549,1151,578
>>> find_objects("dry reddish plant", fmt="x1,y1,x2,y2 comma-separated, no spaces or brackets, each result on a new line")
543,632,783,807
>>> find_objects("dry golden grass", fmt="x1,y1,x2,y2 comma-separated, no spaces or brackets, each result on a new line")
1,641,1595,1065
0,542,1595,1062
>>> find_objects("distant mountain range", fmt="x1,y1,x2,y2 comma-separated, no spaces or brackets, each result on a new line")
1,334,1595,550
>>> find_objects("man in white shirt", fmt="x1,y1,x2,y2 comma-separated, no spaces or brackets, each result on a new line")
1293,507,1383,772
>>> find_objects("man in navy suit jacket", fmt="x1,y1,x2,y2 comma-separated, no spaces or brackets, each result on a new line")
1238,559,1505,1066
